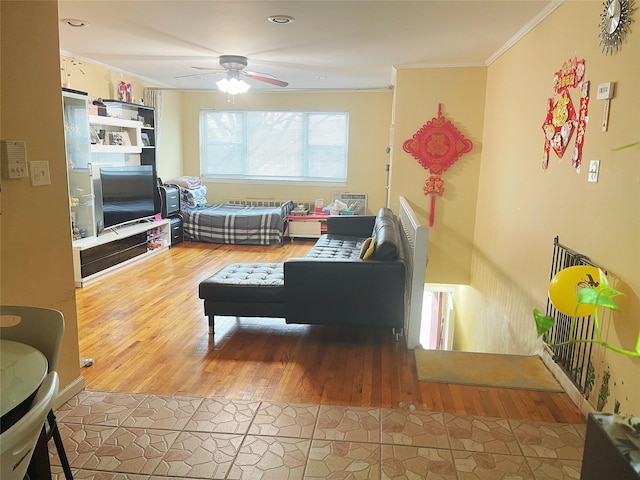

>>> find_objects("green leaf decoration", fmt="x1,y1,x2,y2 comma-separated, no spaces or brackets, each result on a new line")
596,269,621,296
533,308,555,337
577,288,600,305
596,293,622,311
612,140,640,151
577,284,622,312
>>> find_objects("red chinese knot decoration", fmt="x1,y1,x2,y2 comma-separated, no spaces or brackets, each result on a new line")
403,104,473,226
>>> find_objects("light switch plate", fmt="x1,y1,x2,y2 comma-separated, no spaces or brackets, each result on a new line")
588,159,600,183
30,160,51,186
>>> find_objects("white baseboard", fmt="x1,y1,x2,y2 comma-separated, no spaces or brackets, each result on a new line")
539,348,595,419
54,375,85,410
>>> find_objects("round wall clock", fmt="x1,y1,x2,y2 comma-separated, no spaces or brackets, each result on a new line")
599,0,635,55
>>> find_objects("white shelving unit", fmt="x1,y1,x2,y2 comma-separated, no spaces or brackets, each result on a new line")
71,219,170,287
63,89,96,238
62,91,165,288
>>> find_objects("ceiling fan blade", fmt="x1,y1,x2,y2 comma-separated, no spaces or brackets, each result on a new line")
243,72,288,87
175,66,226,79
178,60,287,86
174,72,219,79
191,66,224,72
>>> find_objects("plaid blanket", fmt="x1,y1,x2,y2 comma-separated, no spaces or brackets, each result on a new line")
183,203,291,246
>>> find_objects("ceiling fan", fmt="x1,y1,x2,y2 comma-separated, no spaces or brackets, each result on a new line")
176,55,288,94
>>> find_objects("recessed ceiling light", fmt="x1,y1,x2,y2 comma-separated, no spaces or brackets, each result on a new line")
268,15,294,25
61,18,89,28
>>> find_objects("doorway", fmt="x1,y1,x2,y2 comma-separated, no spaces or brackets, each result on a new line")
419,287,454,350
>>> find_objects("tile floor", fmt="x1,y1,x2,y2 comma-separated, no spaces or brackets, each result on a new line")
49,390,587,479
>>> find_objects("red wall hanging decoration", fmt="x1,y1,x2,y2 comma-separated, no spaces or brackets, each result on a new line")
403,104,473,226
541,57,590,171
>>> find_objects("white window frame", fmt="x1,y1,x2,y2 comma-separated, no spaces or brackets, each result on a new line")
199,110,349,185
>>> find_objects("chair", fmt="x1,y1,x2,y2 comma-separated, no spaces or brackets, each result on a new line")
0,372,59,480
0,305,74,480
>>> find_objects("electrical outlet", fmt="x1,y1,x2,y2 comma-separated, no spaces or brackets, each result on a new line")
30,160,51,186
588,159,600,183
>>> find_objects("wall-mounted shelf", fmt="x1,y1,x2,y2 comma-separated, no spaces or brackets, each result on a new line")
89,115,142,129
89,114,143,152
90,144,142,154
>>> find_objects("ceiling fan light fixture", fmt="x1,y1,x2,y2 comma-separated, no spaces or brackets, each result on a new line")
216,77,250,95
268,15,295,24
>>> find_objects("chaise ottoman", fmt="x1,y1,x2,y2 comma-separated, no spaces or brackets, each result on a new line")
198,263,285,334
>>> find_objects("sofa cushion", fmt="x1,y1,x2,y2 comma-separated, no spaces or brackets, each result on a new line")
199,263,284,303
371,209,400,260
305,235,364,260
376,207,395,220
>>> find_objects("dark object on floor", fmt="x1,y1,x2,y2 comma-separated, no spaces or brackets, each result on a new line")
580,413,640,480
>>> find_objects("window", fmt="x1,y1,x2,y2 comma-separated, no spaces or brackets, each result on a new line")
200,110,349,183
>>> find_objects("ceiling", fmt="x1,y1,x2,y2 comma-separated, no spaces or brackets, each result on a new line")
57,1,559,93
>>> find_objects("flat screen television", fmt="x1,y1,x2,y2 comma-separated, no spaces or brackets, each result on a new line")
100,165,157,229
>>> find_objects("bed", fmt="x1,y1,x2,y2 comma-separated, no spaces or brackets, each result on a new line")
166,177,294,246
182,200,294,246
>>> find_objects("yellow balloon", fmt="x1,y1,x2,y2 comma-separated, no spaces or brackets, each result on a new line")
548,265,601,317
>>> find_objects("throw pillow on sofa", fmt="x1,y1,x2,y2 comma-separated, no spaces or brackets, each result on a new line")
359,237,376,260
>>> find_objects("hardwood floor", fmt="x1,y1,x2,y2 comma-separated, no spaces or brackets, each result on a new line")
75,240,584,424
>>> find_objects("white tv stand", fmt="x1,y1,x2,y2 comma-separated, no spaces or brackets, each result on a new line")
71,219,169,288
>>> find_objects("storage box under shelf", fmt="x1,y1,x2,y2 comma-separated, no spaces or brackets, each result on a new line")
169,216,183,245
287,214,329,239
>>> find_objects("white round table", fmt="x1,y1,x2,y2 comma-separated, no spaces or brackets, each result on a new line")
0,339,48,418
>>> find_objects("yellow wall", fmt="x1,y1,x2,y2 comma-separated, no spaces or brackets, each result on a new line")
60,54,147,106
390,67,487,284
180,91,393,213
1,2,81,397
157,90,184,181
460,1,639,414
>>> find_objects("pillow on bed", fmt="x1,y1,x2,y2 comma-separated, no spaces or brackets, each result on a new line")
359,237,376,260
168,176,202,189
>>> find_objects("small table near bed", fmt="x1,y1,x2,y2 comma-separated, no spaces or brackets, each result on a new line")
287,213,330,239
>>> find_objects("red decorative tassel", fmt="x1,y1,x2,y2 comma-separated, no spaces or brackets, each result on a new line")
429,195,436,227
